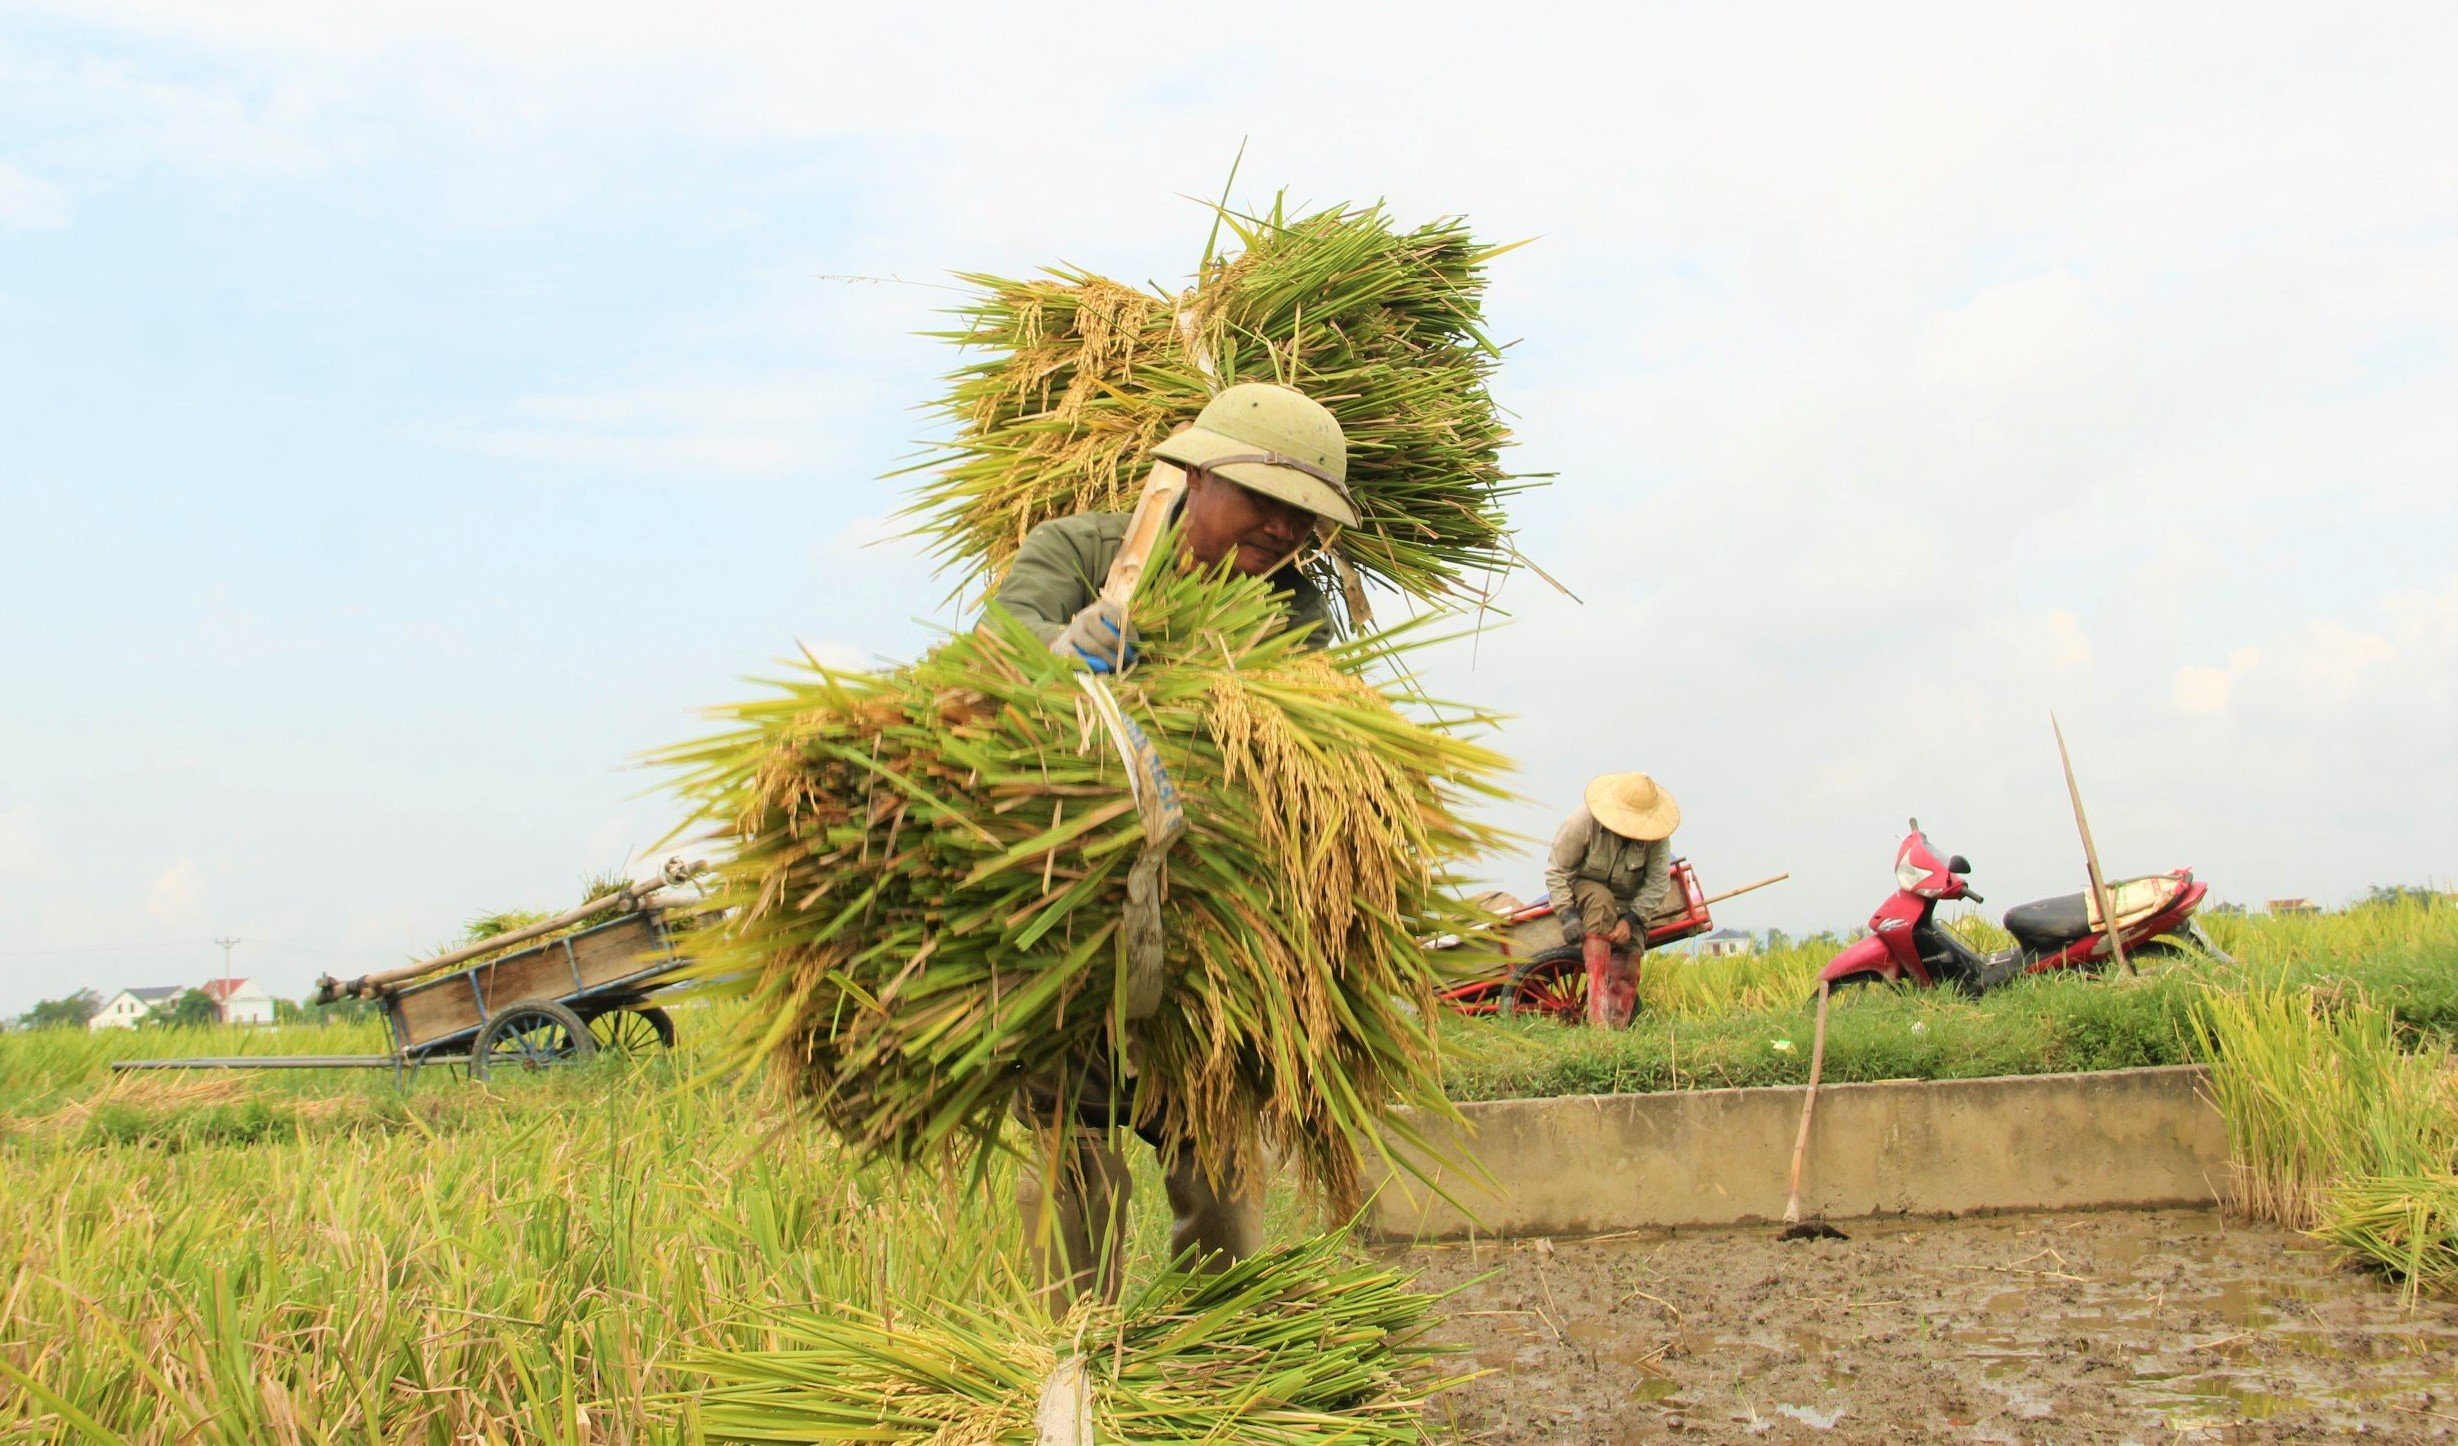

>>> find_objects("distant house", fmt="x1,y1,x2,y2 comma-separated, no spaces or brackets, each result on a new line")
201,978,276,1026
2267,898,2320,917
89,986,181,1030
1699,928,1755,959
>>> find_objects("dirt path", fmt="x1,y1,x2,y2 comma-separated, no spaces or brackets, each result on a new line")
1406,1208,2458,1443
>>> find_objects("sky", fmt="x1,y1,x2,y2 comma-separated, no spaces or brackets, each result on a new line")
1,1,2452,1017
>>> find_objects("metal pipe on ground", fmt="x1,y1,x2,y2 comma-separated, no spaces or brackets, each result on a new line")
110,1055,403,1071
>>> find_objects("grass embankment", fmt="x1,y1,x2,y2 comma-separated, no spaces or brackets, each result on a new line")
1442,897,2458,1298
1440,897,2457,1101
0,1010,1328,1441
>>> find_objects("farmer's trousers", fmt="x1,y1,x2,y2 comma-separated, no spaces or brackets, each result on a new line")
1570,879,1643,1028
1014,1122,1263,1311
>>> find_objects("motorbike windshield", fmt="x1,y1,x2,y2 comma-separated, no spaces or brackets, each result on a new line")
1895,832,1956,898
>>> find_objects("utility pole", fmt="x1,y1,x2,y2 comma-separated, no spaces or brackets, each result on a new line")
214,936,240,1023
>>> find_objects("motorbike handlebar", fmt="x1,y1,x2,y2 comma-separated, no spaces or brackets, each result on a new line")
1963,888,1985,904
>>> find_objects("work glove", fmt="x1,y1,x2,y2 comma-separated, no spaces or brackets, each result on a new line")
1052,597,1138,674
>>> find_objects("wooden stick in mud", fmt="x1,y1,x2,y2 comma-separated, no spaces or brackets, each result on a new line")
2052,713,2133,977
1780,979,1842,1239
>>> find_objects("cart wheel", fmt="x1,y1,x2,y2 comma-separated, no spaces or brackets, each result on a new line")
472,1001,597,1080
1510,945,1590,1023
588,1006,675,1056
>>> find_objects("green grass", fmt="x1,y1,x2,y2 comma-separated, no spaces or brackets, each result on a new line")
1440,897,2458,1101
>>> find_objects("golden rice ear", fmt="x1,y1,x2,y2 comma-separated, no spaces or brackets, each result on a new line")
652,565,1514,1218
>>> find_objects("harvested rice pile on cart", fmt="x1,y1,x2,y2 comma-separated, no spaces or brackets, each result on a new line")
688,1235,1463,1443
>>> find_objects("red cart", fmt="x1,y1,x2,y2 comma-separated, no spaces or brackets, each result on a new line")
1436,862,1786,1022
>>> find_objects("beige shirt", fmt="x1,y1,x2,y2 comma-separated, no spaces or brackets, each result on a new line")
1544,805,1673,923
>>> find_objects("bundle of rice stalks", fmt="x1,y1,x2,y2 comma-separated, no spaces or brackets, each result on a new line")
2191,981,2457,1228
686,1232,1466,1442
900,196,1539,620
663,565,1509,1213
2315,1173,2458,1303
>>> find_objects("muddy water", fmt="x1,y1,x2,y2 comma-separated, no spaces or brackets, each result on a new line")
1405,1209,2458,1443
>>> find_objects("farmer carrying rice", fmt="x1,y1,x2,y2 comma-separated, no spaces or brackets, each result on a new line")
986,381,1357,1307
1546,773,1682,1029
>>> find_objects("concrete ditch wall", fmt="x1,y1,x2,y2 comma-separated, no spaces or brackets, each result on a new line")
1365,1065,2230,1242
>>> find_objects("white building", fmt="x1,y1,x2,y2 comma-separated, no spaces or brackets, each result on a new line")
202,977,276,1025
1699,928,1756,959
89,986,181,1029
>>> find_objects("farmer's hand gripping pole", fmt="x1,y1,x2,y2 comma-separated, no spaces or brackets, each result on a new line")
1073,464,1190,1024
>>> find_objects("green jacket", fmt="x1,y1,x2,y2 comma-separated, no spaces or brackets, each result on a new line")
1545,806,1674,939
986,511,1332,646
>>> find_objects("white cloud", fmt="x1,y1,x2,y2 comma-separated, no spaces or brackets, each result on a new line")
2281,624,2397,707
2171,666,2231,715
0,161,69,228
0,808,41,871
2048,610,2092,669
2172,646,2261,715
445,367,869,479
1919,270,2105,394
143,859,207,925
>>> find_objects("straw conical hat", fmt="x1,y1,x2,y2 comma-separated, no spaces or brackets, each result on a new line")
1585,772,1680,841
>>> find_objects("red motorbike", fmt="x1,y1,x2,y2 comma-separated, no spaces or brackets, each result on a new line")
1816,819,2228,997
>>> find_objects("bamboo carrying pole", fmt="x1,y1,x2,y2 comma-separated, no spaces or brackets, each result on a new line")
1099,465,1186,613
1078,463,1190,1024
2052,714,2133,977
1697,872,1790,910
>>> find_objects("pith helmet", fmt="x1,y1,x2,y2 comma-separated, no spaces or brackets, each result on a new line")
1586,773,1681,841
1152,382,1358,528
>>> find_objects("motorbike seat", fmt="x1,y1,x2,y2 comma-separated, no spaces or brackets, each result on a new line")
2004,891,2092,951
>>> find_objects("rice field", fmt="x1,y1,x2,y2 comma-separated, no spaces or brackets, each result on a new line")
3,898,2449,1438
0,1013,1338,1442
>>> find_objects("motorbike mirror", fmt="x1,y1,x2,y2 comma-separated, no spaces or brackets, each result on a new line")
1947,854,1970,874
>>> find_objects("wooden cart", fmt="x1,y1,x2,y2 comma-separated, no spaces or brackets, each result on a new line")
377,906,687,1079
114,879,694,1081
